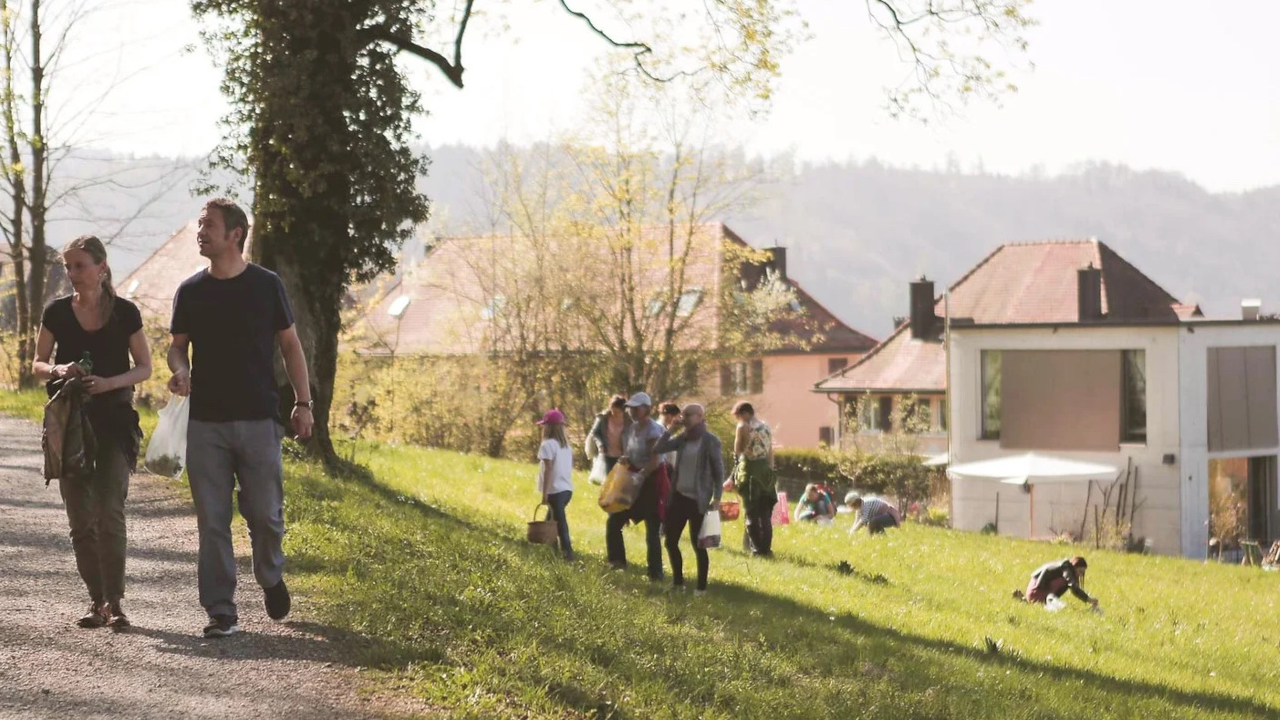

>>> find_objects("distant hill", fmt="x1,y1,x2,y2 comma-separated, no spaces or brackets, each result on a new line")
73,145,1280,340
731,160,1280,337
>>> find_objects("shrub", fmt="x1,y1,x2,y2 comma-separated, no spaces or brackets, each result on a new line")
770,446,939,508
919,506,950,527
773,446,841,483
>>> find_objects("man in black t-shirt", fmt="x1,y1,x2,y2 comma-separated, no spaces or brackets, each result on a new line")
168,198,313,639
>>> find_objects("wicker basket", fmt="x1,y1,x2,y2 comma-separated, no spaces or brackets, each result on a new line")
526,503,559,545
719,500,741,521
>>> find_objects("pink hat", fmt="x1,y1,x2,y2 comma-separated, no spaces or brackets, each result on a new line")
536,409,566,425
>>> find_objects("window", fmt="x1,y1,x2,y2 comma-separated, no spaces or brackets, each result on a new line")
732,362,749,394
721,362,749,396
681,360,700,392
828,357,849,374
936,398,948,432
1121,349,1147,443
818,426,833,446
857,396,880,432
750,359,764,394
915,399,931,431
646,298,665,317
981,350,1002,440
896,396,928,433
879,396,894,432
675,288,702,318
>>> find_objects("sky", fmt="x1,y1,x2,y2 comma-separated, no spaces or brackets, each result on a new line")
70,0,1280,193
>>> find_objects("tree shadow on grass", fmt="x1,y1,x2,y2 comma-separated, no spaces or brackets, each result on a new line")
297,462,1279,720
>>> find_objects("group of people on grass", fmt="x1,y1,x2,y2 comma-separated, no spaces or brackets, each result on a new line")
535,397,1099,609
36,199,312,637
533,396,775,593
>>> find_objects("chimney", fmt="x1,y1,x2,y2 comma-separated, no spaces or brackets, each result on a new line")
909,276,936,339
767,246,787,282
1242,299,1261,321
1077,263,1103,322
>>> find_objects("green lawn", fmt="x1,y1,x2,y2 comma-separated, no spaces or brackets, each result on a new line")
288,441,1280,720
6,389,1279,719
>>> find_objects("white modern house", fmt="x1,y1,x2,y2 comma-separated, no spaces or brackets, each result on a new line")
822,238,1280,558
944,241,1280,558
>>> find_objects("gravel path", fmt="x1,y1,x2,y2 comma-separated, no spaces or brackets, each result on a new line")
0,415,434,720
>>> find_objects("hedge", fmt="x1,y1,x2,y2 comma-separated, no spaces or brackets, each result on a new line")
773,447,937,506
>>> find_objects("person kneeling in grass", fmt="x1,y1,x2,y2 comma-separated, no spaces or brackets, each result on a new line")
654,403,724,594
1013,556,1099,609
536,409,575,561
795,483,836,524
846,493,901,535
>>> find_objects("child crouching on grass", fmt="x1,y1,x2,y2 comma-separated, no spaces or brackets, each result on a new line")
537,409,575,561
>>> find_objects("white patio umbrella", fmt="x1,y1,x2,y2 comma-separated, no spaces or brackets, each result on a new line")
946,453,1119,538
922,451,949,467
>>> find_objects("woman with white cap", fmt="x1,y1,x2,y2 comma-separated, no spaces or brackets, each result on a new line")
606,392,667,579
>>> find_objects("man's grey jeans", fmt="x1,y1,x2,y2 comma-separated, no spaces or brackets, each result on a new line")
188,419,285,619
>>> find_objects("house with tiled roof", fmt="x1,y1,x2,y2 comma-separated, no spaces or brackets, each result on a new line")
118,221,254,319
353,224,878,448
818,238,1280,558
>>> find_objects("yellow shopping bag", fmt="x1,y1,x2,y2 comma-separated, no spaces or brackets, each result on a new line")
598,461,640,514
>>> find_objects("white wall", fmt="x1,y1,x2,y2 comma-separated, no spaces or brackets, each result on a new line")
1176,323,1280,558
948,326,1184,554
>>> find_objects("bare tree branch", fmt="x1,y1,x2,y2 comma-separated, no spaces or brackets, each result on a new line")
369,0,474,88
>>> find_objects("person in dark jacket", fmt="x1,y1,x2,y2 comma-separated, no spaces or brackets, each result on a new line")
33,235,151,629
1013,556,1099,609
654,403,724,594
585,395,631,474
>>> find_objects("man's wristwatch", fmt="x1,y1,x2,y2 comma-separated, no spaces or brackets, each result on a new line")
294,400,314,410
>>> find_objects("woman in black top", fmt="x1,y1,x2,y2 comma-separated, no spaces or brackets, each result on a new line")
32,235,150,629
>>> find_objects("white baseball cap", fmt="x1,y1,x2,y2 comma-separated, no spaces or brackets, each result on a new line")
624,392,653,408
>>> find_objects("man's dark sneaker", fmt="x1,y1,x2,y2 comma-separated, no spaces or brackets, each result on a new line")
76,602,108,628
106,601,130,629
203,614,240,638
264,579,291,621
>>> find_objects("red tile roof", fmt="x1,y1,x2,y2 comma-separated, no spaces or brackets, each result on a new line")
351,224,877,357
118,222,254,319
817,239,1197,393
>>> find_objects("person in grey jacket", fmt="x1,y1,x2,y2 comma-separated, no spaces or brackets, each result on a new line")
654,403,724,594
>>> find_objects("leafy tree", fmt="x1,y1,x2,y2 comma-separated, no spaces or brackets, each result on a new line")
1,0,192,386
193,0,1033,465
193,0,431,461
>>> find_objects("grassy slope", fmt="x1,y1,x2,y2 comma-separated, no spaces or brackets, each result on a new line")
291,442,1280,720
6,390,1278,719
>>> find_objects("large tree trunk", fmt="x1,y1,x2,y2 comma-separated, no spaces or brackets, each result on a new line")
251,221,340,467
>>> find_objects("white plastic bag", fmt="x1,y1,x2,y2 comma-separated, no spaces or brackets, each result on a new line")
1044,594,1066,613
588,454,608,486
145,394,190,477
699,510,723,549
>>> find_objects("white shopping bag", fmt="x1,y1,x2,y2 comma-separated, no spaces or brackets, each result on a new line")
588,454,608,486
144,394,190,477
698,510,723,549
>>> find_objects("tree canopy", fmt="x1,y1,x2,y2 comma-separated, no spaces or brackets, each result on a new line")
192,0,1034,465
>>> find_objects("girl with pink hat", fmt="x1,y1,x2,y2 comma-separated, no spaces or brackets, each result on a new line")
536,409,575,560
